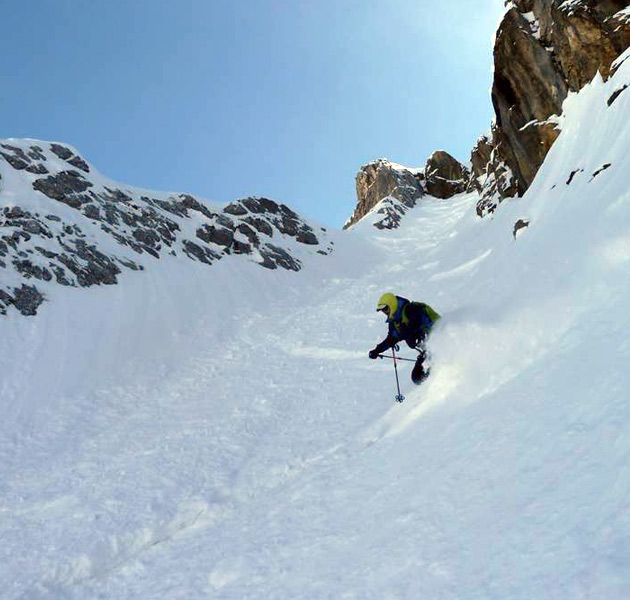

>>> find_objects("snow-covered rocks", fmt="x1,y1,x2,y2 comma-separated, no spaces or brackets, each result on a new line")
347,153,471,231
346,159,424,229
0,140,333,316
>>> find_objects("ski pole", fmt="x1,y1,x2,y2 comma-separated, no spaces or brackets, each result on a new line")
391,346,405,403
377,354,416,363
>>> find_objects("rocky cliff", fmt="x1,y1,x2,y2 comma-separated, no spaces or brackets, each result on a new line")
349,0,630,225
476,0,630,216
0,140,333,316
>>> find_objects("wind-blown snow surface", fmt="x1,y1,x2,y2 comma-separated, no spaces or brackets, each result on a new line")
2,52,630,599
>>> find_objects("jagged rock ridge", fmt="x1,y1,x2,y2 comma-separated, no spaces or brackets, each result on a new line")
0,140,333,316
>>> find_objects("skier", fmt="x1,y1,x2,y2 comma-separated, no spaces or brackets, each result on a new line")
369,292,440,384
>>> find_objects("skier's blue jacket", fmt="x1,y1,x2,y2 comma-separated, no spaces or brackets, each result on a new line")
374,296,440,354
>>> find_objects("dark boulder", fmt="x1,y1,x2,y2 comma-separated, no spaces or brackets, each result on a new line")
12,284,45,316
33,170,93,207
423,151,469,199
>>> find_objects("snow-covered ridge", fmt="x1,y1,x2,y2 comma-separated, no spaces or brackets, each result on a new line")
0,139,333,316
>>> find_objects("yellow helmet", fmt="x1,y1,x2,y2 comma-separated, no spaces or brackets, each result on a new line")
376,292,398,315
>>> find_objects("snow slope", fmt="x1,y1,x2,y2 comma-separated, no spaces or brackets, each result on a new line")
2,50,630,600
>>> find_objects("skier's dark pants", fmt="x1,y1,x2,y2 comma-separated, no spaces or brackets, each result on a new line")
407,331,429,385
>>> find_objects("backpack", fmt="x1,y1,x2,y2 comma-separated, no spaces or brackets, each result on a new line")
402,302,441,333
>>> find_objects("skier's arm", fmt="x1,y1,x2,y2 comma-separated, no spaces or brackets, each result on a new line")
369,324,400,358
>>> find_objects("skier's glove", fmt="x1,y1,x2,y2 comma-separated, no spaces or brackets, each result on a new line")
369,348,380,359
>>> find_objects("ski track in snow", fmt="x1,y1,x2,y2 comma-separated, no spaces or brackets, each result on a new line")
2,52,630,599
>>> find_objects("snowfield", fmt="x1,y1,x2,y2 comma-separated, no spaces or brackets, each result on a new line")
2,51,630,600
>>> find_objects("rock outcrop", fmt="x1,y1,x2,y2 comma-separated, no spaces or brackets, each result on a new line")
476,0,630,215
423,150,470,199
345,159,424,229
346,152,471,230
0,140,333,316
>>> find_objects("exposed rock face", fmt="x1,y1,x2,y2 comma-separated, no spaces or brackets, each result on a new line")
0,140,333,316
347,151,472,230
346,1,630,226
492,8,567,183
423,151,469,199
469,134,494,186
531,0,630,88
476,0,630,215
345,159,424,229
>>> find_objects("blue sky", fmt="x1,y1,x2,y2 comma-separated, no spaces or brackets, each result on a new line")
2,1,505,227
